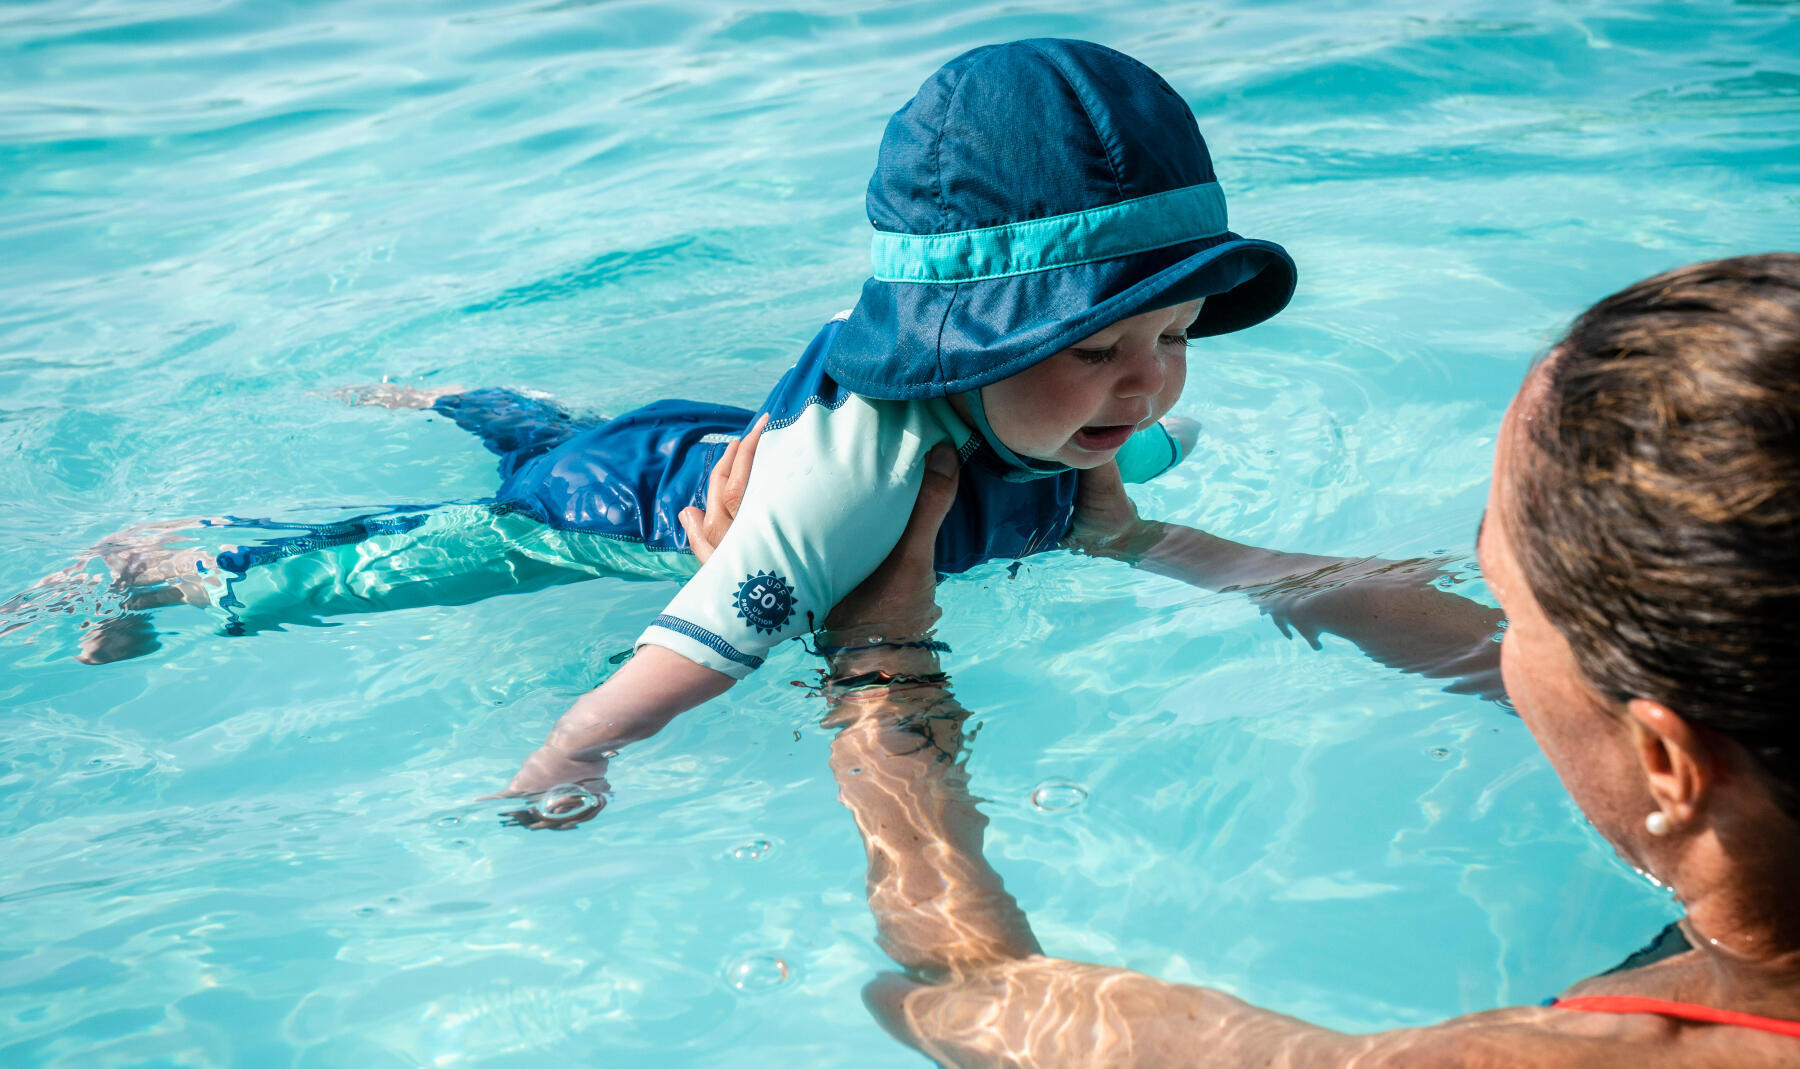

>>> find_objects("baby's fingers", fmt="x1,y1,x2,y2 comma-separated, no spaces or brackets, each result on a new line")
680,506,715,562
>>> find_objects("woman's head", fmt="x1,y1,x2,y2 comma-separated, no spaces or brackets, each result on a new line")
1485,254,1800,834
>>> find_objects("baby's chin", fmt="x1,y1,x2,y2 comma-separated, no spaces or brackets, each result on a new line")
1050,444,1124,469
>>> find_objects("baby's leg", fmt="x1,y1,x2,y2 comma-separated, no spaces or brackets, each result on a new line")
199,505,615,634
10,505,687,664
338,383,589,467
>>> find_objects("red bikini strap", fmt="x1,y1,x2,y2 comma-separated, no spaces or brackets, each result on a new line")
1556,995,1800,1039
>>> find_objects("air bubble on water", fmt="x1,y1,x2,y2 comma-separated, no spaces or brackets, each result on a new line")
1030,779,1088,812
600,750,619,759
436,815,462,827
355,906,379,917
731,839,773,861
1428,747,1452,761
535,782,600,820
725,953,790,992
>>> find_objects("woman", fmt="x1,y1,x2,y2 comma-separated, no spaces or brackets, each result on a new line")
690,254,1800,1063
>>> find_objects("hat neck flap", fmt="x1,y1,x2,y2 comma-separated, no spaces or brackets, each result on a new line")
965,386,1071,482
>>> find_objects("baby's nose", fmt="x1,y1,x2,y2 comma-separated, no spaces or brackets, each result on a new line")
1115,344,1168,397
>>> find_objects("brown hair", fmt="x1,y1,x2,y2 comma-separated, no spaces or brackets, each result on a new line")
1508,253,1800,818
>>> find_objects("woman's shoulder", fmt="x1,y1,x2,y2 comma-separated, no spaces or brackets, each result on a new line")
1359,998,1792,1069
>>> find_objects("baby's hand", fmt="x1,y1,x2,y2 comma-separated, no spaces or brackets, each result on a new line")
1061,462,1164,562
488,748,611,830
497,781,608,831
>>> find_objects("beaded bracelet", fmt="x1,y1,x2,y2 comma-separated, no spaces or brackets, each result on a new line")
823,669,952,696
809,637,952,657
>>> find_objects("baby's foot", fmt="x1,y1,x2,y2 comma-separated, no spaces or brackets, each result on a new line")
1,521,209,660
332,382,465,409
76,611,163,664
89,520,220,595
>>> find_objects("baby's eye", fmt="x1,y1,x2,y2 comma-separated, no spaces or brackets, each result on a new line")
1072,346,1117,364
1158,332,1189,347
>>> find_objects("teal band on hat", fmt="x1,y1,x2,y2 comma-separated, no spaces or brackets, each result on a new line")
871,182,1228,285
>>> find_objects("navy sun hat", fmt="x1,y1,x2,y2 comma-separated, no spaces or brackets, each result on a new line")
825,39,1297,402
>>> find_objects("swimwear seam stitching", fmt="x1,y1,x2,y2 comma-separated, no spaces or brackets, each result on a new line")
648,615,765,669
763,390,853,435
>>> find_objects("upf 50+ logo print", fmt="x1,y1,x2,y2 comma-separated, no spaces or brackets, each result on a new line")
733,571,796,634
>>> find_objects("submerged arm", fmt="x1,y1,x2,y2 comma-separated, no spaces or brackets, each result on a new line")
825,664,1042,978
809,450,1451,1067
1069,462,1505,701
818,458,1589,1069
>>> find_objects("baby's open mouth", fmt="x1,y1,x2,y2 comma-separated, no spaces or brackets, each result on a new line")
1072,424,1136,451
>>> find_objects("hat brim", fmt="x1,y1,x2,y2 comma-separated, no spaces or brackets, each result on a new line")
825,232,1297,400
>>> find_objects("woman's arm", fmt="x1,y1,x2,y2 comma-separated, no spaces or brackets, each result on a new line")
809,455,1600,1069
805,450,1457,1068
681,440,1648,1067
810,447,1042,978
1068,462,1506,701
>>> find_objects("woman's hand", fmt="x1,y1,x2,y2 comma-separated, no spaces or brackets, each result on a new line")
679,414,767,564
678,423,962,642
821,444,961,640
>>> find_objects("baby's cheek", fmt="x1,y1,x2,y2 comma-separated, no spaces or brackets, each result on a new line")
1163,355,1189,402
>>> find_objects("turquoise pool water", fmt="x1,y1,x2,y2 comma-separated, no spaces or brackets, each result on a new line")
4,0,1798,1064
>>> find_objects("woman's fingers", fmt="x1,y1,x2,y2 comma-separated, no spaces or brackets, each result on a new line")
723,414,768,514
688,414,770,563
894,444,961,563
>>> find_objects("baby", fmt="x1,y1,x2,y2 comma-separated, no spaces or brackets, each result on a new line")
36,40,1296,809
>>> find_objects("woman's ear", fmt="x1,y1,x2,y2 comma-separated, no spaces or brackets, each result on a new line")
1626,699,1714,828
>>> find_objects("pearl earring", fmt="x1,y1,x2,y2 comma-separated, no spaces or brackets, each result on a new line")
1645,811,1671,837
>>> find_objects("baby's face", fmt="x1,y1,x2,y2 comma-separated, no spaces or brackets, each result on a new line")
974,299,1200,469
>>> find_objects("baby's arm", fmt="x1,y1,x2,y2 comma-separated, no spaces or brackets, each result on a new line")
504,645,735,797
1068,462,1505,700
503,391,943,814
501,426,766,802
